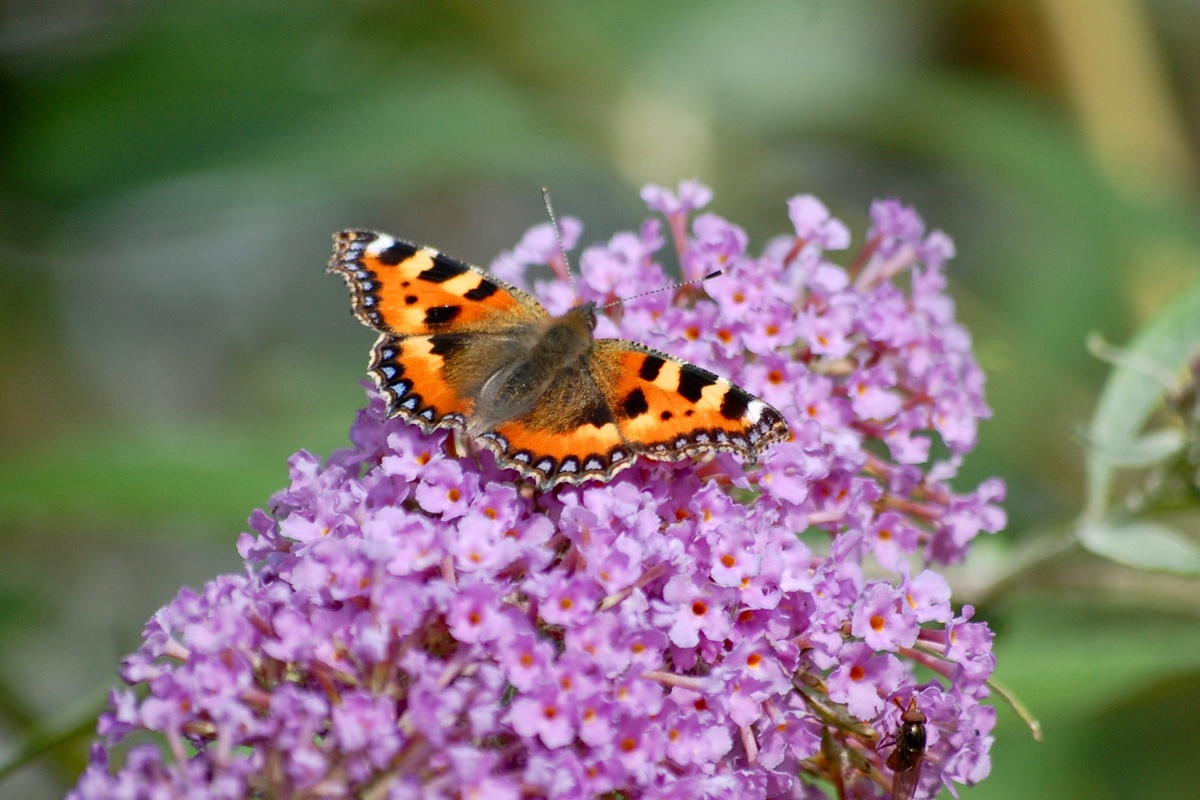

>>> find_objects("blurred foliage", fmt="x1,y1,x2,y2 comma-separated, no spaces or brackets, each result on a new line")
2,0,1200,797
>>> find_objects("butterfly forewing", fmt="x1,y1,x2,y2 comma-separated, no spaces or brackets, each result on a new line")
591,340,787,461
329,230,548,337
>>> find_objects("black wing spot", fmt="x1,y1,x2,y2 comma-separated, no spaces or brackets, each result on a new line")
378,241,419,265
639,355,665,381
404,295,419,305
428,334,467,358
418,252,470,283
677,367,717,403
425,305,462,326
660,410,673,421
464,280,500,301
621,388,649,419
719,388,750,420
583,398,616,429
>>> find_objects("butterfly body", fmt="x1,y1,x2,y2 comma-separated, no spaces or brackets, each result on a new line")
328,229,788,490
468,303,596,435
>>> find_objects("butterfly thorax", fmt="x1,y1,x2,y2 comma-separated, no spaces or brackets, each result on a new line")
468,303,598,433
887,720,926,771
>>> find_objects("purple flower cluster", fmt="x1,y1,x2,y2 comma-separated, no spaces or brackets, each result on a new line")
70,184,1004,799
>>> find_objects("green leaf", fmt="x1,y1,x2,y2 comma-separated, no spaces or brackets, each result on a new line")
1078,519,1200,576
1084,278,1200,519
1085,427,1185,468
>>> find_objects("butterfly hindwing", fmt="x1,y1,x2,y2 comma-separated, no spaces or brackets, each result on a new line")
479,360,629,487
484,418,631,487
369,334,476,431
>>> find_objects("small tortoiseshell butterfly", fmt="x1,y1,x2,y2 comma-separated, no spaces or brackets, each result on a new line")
328,229,789,490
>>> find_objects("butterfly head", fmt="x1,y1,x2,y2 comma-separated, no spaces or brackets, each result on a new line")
562,301,599,333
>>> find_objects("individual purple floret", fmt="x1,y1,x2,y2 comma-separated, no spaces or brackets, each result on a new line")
70,183,1004,800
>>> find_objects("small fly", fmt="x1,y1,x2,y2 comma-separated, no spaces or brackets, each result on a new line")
885,697,927,800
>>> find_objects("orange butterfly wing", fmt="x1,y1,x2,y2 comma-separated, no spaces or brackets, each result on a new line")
481,338,790,488
328,230,547,429
330,229,547,336
590,340,789,463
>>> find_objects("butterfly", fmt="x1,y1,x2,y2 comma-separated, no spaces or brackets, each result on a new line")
884,697,928,800
327,229,790,490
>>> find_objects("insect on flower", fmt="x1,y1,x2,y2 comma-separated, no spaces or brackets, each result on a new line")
885,697,928,800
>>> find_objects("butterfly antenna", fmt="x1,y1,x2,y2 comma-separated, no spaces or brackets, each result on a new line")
599,269,723,310
542,187,575,288
541,188,721,308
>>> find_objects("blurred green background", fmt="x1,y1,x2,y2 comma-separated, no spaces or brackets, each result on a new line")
3,1,1200,797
